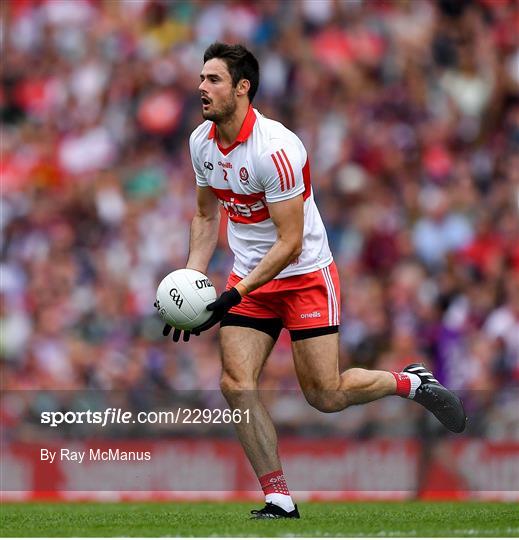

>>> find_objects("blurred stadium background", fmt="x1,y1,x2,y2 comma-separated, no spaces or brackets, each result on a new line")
1,0,518,503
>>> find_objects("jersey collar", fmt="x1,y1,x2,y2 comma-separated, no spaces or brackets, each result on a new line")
208,104,256,155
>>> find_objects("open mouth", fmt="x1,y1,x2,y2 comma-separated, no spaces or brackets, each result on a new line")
201,96,211,106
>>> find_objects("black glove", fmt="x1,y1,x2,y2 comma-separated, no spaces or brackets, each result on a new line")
154,301,200,342
161,324,200,343
192,287,242,333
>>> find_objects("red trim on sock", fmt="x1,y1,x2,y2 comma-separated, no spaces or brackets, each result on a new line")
391,371,411,397
259,469,290,496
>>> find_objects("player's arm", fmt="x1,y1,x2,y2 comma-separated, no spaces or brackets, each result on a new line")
236,195,303,295
186,129,220,273
160,185,219,343
234,140,306,294
186,186,220,274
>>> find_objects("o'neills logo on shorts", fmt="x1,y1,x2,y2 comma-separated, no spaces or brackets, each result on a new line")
300,311,321,319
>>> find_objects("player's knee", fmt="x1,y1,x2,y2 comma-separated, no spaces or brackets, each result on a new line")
220,373,256,398
302,389,341,413
220,374,239,396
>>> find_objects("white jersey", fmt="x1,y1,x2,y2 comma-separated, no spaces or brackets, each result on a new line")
189,106,333,279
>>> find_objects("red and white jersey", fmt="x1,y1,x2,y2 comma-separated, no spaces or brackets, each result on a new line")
189,105,332,279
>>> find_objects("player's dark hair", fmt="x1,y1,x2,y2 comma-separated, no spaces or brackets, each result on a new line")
203,42,260,102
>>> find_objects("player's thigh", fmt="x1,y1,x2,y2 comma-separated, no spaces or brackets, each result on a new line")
291,331,341,391
219,325,277,388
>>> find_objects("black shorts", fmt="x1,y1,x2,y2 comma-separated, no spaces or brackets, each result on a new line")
220,313,339,342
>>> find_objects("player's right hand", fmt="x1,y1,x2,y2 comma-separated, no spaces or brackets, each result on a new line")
161,324,200,342
191,287,242,333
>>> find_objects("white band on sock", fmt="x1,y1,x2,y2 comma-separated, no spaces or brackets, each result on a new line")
265,493,295,512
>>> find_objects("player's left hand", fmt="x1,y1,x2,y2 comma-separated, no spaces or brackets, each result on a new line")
192,287,242,333
154,300,200,342
161,323,200,343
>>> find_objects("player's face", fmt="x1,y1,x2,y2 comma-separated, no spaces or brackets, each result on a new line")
199,59,237,122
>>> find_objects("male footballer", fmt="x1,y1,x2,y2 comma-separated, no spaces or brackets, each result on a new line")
160,42,466,519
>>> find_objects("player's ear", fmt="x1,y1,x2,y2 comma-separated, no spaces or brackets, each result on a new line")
236,79,250,97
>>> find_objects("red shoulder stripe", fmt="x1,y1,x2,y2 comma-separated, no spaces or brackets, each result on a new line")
271,152,285,192
276,150,290,192
280,148,295,189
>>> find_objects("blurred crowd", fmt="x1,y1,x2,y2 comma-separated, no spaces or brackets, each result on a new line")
1,0,518,439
